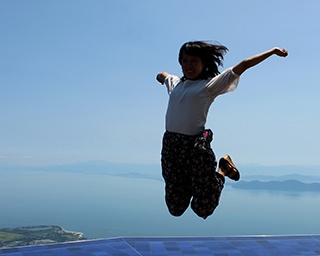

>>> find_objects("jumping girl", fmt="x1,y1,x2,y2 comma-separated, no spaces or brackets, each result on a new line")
156,41,288,219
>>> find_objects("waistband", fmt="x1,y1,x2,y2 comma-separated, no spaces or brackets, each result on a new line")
165,129,213,150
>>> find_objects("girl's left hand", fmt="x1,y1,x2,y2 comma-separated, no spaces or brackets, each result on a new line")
274,47,288,57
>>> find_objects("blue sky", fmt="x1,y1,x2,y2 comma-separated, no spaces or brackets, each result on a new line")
0,0,319,167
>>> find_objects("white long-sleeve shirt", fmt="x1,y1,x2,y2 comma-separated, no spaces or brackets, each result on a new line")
164,67,240,135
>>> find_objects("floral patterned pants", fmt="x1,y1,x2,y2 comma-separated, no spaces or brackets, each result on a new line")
161,130,224,219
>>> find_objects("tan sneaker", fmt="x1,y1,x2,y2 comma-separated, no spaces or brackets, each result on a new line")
218,155,240,181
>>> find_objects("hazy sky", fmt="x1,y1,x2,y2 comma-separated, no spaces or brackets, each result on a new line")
1,1,319,167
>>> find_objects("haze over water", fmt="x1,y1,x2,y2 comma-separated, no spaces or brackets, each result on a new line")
1,169,319,239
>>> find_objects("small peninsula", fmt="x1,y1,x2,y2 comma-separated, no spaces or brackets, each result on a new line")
0,225,85,248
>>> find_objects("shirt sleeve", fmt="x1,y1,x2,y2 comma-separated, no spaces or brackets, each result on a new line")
206,67,240,99
164,75,181,94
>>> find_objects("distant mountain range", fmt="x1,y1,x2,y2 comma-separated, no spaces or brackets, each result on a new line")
232,180,320,192
1,160,320,192
240,173,320,183
0,160,163,181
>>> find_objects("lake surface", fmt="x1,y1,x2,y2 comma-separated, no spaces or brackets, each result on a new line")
1,170,319,239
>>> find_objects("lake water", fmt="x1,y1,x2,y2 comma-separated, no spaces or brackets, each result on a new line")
1,170,319,239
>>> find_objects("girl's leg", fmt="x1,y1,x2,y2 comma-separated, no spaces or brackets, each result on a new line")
163,175,192,217
161,132,192,217
190,148,224,219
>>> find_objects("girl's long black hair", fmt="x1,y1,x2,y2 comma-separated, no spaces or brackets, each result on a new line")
178,41,228,80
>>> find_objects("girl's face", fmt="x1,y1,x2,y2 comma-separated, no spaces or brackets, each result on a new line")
180,51,205,80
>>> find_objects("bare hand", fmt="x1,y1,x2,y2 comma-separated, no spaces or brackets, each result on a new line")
274,47,288,57
156,72,170,85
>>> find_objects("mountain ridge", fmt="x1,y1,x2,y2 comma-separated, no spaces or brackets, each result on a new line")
1,160,319,184
232,180,320,192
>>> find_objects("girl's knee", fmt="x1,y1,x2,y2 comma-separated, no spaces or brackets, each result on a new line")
165,197,189,217
169,210,185,217
167,205,188,217
192,206,214,219
191,199,218,219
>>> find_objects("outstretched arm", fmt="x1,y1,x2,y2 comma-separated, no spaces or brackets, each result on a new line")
156,72,170,85
232,47,288,76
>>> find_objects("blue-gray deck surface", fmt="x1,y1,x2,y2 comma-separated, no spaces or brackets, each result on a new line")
1,235,320,256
